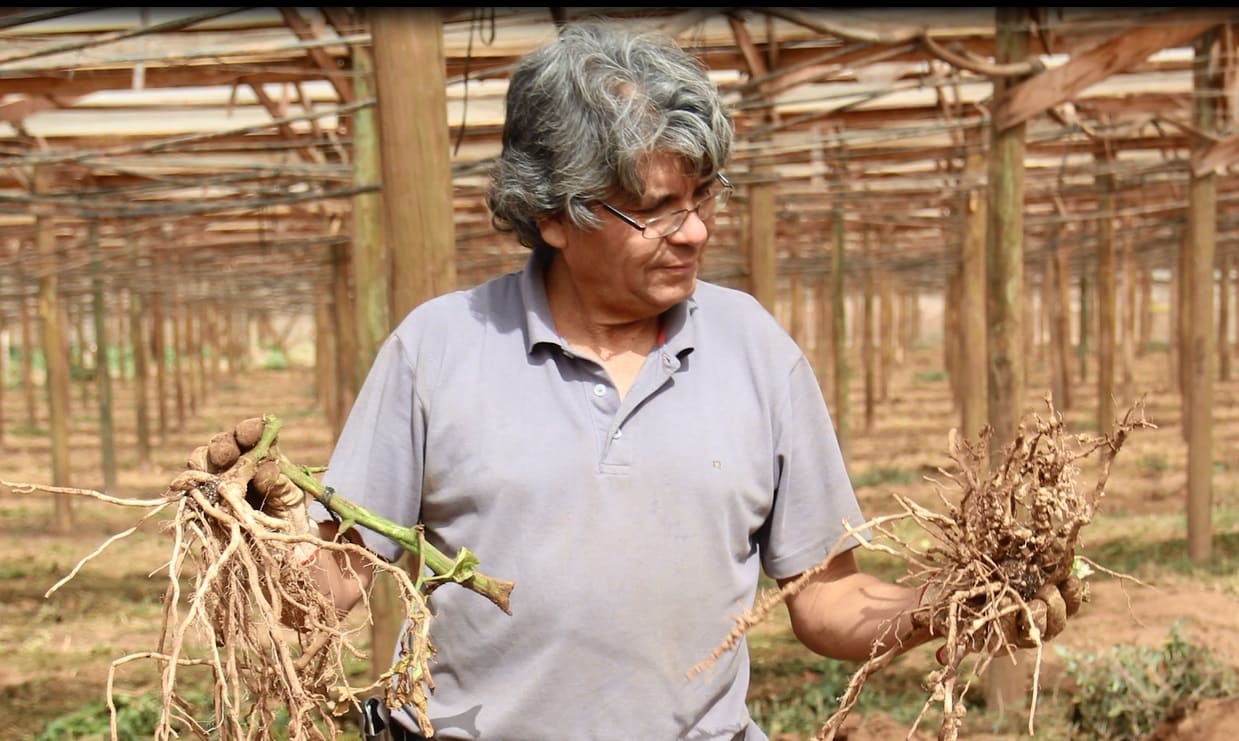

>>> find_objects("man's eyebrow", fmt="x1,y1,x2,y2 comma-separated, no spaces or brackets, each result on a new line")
633,179,714,211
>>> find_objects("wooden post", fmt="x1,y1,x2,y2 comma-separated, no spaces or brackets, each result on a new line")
960,130,988,440
88,219,117,492
830,170,850,455
747,174,778,313
1047,233,1072,411
348,24,388,397
985,7,1031,721
150,289,169,439
1138,260,1153,356
1078,270,1091,383
169,293,184,431
368,7,458,683
878,264,894,402
1121,229,1137,404
1186,29,1218,564
19,279,37,428
814,271,834,392
861,230,876,433
34,166,73,532
1095,148,1117,433
371,7,457,322
128,243,151,468
1219,242,1231,382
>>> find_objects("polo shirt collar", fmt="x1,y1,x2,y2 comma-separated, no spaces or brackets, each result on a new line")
517,248,698,357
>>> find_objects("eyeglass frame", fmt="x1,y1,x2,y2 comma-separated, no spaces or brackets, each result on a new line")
598,173,733,239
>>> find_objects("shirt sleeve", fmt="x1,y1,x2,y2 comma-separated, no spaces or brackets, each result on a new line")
308,333,425,563
758,354,870,580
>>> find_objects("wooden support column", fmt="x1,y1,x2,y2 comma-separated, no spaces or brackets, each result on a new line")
88,220,117,492
369,7,458,684
1095,147,1117,433
150,289,168,439
371,7,456,321
19,279,37,427
1078,270,1091,383
960,128,988,440
1138,260,1153,356
128,244,151,468
1047,230,1073,411
1186,28,1219,564
349,21,388,396
1121,228,1137,404
1219,243,1231,382
172,291,186,431
830,170,850,455
878,264,894,402
945,269,961,411
984,7,1031,720
747,175,777,312
34,166,73,532
861,230,876,433
814,271,833,391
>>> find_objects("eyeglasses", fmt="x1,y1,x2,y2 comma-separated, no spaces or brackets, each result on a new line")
599,173,733,239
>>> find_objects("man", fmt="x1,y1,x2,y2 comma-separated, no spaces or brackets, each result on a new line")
294,19,1031,740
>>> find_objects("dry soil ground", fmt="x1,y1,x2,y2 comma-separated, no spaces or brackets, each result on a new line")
1,344,1237,740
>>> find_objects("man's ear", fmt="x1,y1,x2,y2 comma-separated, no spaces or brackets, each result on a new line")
537,215,567,249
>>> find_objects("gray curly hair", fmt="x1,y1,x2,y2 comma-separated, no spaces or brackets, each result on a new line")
487,19,733,252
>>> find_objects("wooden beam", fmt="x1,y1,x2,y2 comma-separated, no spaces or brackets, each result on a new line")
992,12,1221,132
278,7,354,104
1192,132,1239,176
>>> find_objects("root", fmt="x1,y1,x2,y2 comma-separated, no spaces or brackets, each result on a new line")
695,394,1155,741
25,415,514,740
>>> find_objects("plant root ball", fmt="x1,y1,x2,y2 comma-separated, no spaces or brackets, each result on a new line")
207,432,242,471
1060,574,1087,617
187,445,210,472
234,417,265,451
1036,582,1069,638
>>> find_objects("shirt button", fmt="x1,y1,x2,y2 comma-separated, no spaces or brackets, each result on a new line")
612,428,623,440
593,383,607,397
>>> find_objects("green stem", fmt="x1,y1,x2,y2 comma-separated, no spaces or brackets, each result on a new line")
270,434,513,615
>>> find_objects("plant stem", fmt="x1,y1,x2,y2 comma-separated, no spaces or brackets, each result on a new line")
258,415,512,614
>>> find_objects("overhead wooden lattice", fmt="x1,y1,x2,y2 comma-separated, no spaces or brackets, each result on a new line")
1,7,1236,323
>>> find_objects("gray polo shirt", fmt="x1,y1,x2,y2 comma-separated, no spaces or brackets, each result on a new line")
313,249,865,741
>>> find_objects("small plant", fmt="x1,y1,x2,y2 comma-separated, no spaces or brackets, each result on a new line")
852,465,916,489
1057,621,1238,740
914,370,946,383
1140,453,1168,474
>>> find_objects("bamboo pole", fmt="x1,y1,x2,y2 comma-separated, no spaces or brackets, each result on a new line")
172,291,186,431
747,175,778,314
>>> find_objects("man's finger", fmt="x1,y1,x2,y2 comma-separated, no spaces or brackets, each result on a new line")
1037,582,1069,639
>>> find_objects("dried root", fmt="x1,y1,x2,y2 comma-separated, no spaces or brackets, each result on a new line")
31,415,514,740
694,395,1154,741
